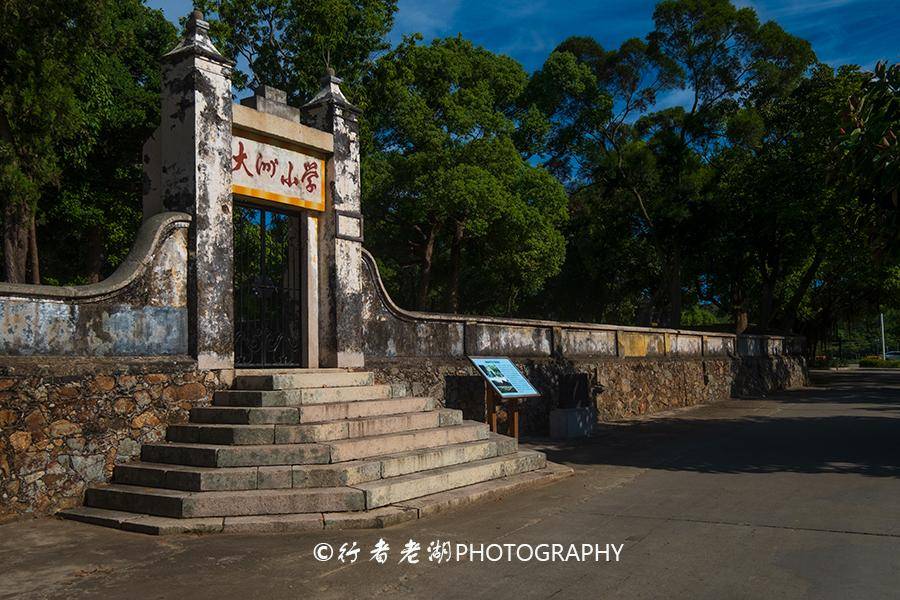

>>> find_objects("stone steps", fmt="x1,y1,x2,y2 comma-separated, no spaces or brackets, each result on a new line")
233,371,374,390
140,441,331,467
87,451,544,518
165,408,462,445
193,396,433,424
61,368,565,534
274,409,463,443
233,368,347,376
212,384,394,407
114,435,518,492
142,422,488,467
166,423,276,445
292,437,510,488
190,406,300,424
297,396,434,422
358,450,547,509
85,484,365,518
59,463,574,534
114,462,261,492
377,432,516,478
328,422,490,462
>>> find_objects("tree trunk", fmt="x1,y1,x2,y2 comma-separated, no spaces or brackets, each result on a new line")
3,200,30,283
638,273,667,327
415,225,438,311
635,296,654,327
28,210,39,284
776,252,824,332
732,284,748,334
448,220,464,313
665,250,682,327
758,272,776,331
85,225,105,284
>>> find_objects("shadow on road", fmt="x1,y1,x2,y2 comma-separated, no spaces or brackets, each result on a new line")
534,370,900,479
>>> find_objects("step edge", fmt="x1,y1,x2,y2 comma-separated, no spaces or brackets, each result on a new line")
60,462,572,534
279,407,442,428
354,450,546,492
326,421,488,446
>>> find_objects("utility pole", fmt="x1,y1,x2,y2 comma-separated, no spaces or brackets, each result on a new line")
881,312,887,359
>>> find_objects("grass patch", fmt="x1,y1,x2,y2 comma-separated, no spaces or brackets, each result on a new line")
809,358,849,369
859,356,900,368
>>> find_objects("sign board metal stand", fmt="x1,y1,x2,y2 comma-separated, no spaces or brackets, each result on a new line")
483,383,522,439
469,356,540,440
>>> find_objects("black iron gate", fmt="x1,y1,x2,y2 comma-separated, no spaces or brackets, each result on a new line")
233,202,303,367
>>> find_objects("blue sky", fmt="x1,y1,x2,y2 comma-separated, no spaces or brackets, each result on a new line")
150,0,898,74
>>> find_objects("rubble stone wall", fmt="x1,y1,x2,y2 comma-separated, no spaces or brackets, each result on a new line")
361,250,808,435
0,357,230,521
368,355,805,437
0,211,226,521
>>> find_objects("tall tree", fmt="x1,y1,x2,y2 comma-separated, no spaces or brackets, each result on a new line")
48,1,177,284
363,36,568,314
701,62,900,351
706,66,863,331
1,1,104,282
841,61,899,211
645,0,814,326
195,0,397,103
0,0,176,284
530,0,814,326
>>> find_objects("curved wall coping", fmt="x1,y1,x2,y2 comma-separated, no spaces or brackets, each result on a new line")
360,249,780,341
0,212,191,302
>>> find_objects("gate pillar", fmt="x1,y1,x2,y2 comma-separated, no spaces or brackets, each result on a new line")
159,11,235,370
301,71,365,368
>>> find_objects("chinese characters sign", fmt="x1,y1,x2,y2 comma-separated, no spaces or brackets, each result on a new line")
231,135,325,211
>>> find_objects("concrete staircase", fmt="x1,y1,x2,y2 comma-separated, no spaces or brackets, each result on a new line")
60,369,571,534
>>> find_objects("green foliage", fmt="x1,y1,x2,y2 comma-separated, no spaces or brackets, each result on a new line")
196,0,397,104
50,1,177,281
808,357,848,369
816,309,899,360
1,0,895,347
703,63,900,353
840,61,899,210
681,304,728,326
527,0,814,327
649,0,814,112
0,0,176,283
859,357,900,368
0,1,105,207
362,36,568,313
233,204,293,307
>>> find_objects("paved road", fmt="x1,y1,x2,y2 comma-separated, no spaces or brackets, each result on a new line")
3,369,900,599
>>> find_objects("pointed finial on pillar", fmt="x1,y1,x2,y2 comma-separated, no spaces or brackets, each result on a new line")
303,68,359,115
164,9,232,65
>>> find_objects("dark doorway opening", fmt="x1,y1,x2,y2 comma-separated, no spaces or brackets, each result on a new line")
233,202,303,367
